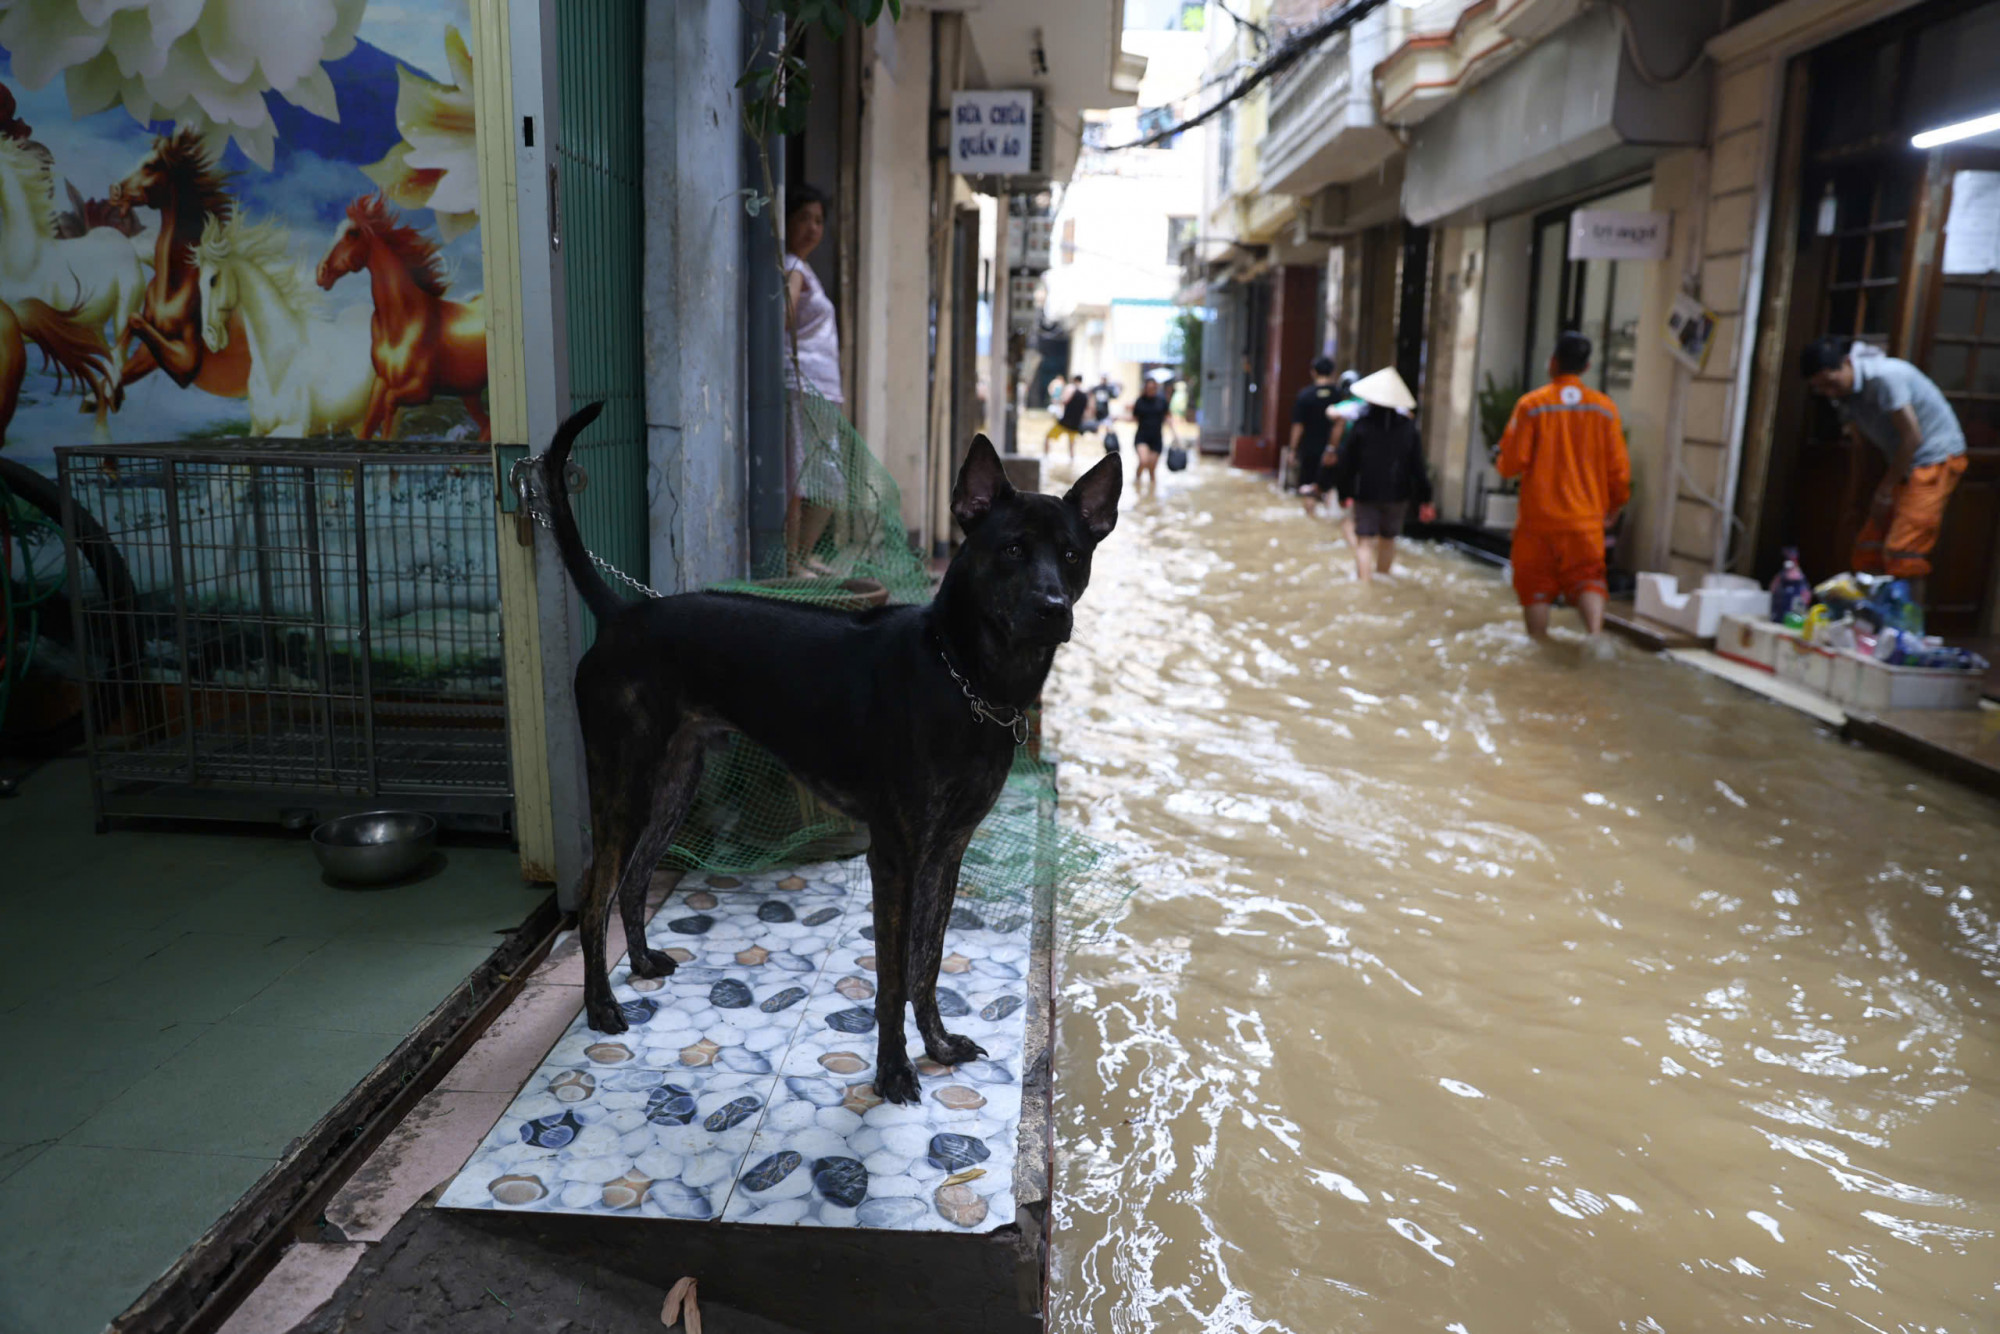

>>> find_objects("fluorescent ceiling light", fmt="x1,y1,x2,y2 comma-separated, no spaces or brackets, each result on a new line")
1912,109,2000,149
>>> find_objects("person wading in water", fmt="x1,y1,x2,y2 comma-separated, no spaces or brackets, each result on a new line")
1320,367,1435,583
1127,375,1180,494
1044,373,1090,463
1494,330,1630,642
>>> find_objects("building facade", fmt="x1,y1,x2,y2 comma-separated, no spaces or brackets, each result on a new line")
1185,0,2000,638
1043,24,1208,405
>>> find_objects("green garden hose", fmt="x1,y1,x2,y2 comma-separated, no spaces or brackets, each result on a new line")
0,470,69,738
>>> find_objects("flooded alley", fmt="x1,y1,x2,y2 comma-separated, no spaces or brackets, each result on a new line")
1041,457,2000,1333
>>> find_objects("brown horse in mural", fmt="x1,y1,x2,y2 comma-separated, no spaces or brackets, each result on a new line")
109,129,250,401
0,296,112,446
316,194,488,440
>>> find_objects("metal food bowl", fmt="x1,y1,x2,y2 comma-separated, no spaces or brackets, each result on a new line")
311,810,438,885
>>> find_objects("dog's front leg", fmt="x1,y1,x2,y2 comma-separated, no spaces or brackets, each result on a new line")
909,851,987,1068
867,842,921,1105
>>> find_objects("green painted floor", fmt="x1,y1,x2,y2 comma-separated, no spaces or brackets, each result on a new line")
0,758,548,1334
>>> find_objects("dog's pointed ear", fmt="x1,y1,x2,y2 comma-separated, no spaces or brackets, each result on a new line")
1064,450,1122,544
951,433,1014,533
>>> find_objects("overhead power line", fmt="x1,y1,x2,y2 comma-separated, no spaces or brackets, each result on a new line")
1106,0,1392,151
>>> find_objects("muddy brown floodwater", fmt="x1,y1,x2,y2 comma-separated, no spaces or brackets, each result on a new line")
1036,456,2000,1333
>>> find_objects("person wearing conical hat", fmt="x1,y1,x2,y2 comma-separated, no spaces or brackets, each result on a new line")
1494,330,1630,640
1318,367,1434,583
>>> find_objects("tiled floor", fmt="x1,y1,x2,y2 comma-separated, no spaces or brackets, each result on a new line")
442,862,1034,1233
0,757,546,1334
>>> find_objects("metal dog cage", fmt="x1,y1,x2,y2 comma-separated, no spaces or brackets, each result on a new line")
57,441,513,830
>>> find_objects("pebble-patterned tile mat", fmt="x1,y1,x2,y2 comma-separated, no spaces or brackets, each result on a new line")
439,861,1034,1233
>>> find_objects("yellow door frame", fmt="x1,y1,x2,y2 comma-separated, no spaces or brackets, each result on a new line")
471,0,555,882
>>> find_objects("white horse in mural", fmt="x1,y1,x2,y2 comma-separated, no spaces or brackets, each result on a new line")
195,214,375,437
0,137,148,418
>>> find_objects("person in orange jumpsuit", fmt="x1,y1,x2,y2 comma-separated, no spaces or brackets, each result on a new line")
1495,331,1631,641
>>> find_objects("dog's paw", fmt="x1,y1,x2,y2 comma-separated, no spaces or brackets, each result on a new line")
877,1062,922,1106
584,999,630,1035
628,946,678,980
926,1032,988,1067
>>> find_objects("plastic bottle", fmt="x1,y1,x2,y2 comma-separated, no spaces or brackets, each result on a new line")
1886,580,1925,635
1769,548,1811,625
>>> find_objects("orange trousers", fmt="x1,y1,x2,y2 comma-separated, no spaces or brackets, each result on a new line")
1853,455,1967,579
1510,526,1607,606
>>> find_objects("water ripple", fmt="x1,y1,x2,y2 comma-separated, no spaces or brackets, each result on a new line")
1043,463,2000,1332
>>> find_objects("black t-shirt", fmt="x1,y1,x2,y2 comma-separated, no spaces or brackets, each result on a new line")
1325,407,1432,505
1059,387,1089,429
1292,382,1339,453
1131,394,1168,445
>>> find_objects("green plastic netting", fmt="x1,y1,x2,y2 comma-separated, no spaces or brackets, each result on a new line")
664,386,1131,938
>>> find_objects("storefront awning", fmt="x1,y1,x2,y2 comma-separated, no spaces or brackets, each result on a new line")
1402,5,1708,226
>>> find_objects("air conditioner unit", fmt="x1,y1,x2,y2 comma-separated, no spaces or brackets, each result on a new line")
1027,102,1051,181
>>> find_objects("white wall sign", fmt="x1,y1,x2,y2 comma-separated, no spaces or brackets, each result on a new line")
1569,210,1670,261
1943,171,2000,275
1665,290,1717,372
951,91,1035,176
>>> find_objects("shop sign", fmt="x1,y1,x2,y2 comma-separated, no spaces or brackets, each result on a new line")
1569,210,1670,261
950,91,1035,176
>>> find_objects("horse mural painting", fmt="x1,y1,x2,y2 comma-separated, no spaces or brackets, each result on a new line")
109,129,251,402
0,295,112,445
0,136,145,423
196,216,374,437
317,193,487,440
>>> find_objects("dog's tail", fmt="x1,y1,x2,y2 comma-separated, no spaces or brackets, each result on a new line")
540,401,624,622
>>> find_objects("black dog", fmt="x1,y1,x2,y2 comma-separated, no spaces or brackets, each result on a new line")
538,403,1119,1103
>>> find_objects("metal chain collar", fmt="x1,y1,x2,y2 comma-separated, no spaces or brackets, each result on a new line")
510,455,666,600
935,645,1030,746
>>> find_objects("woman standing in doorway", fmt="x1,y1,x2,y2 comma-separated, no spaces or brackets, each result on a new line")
784,184,846,575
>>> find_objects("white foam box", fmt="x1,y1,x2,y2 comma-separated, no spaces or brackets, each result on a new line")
1772,632,1839,695
1634,573,1770,638
1715,613,1791,673
1827,651,1987,712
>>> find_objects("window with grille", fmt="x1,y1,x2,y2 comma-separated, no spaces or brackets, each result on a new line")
1166,216,1196,265
1817,166,1916,347
1926,170,2000,400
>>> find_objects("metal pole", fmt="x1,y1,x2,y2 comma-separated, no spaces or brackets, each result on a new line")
161,461,198,784
56,456,106,828
249,463,278,782
354,462,377,797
